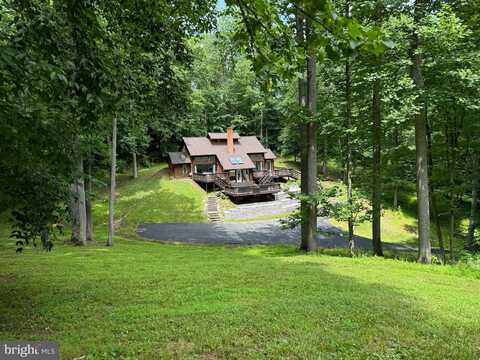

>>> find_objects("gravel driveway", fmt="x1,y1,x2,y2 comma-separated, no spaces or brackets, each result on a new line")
137,218,415,251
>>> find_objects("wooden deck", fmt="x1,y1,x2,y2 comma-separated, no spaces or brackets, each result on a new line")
192,173,216,183
192,172,281,197
252,168,299,180
223,182,280,197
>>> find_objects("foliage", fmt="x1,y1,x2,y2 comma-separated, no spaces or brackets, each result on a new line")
0,0,217,241
7,171,69,250
281,186,338,229
92,164,207,237
331,189,371,229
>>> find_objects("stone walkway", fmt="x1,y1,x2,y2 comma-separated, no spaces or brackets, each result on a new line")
206,195,222,223
137,218,415,252
224,189,299,221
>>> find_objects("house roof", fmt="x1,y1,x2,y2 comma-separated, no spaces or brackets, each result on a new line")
264,149,276,160
167,152,191,165
183,137,216,156
217,151,255,170
183,134,274,171
208,132,240,140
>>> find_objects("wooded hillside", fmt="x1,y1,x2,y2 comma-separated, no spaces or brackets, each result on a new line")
0,0,479,264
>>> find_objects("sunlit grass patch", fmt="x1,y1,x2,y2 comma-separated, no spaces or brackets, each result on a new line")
92,164,207,237
0,240,478,359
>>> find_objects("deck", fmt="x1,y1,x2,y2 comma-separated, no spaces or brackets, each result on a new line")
223,182,281,197
192,172,282,197
252,168,299,180
192,173,216,183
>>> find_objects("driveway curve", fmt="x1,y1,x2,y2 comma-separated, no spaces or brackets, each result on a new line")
137,218,414,252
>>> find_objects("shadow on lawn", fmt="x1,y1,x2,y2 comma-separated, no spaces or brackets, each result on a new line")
0,242,477,359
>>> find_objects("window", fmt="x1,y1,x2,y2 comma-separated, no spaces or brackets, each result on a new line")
229,156,244,165
195,163,215,174
255,161,263,171
235,169,249,183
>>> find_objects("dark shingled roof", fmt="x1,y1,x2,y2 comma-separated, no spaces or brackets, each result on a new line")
216,151,255,170
167,152,191,165
183,133,276,171
264,149,276,160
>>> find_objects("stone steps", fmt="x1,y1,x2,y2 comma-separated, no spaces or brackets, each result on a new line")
206,195,222,223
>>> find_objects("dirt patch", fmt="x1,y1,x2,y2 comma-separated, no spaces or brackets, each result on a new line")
0,273,17,283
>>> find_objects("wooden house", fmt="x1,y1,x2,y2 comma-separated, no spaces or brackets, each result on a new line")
167,128,296,198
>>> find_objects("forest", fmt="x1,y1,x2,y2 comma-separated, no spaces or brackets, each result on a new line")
1,0,478,263
1,0,480,358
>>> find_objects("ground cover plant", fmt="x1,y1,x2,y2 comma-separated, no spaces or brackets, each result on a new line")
1,166,479,359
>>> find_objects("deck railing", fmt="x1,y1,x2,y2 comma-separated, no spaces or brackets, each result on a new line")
223,182,281,197
193,172,282,196
252,168,298,179
192,173,217,183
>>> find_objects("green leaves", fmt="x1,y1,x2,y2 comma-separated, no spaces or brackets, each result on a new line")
348,21,364,39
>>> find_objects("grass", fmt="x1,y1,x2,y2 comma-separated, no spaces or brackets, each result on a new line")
277,157,467,250
1,162,480,359
332,208,447,246
92,164,207,237
0,239,479,359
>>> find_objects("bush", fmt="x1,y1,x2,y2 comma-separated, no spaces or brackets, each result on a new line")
457,252,480,272
116,159,128,174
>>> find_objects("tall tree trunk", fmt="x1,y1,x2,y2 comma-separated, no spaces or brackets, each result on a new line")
85,198,93,242
85,158,94,242
322,139,328,177
449,174,455,261
426,117,445,263
107,116,117,247
296,13,309,250
372,75,383,256
70,183,80,243
71,157,87,246
132,152,138,179
305,37,318,251
260,107,264,140
466,153,479,250
410,0,431,263
371,0,384,257
393,186,398,209
448,139,455,261
446,122,458,260
393,127,400,209
345,55,354,255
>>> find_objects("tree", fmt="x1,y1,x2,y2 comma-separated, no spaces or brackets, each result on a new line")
107,117,117,247
0,0,217,249
410,0,432,263
466,153,479,250
227,0,387,251
332,190,372,256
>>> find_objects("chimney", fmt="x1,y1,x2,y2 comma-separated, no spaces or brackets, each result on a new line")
227,127,234,153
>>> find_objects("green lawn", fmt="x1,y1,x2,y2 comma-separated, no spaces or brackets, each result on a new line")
0,239,479,359
92,164,207,237
276,157,466,251
1,163,479,359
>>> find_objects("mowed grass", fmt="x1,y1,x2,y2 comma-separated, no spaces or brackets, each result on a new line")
0,240,479,359
1,162,479,359
92,164,207,237
276,157,464,249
